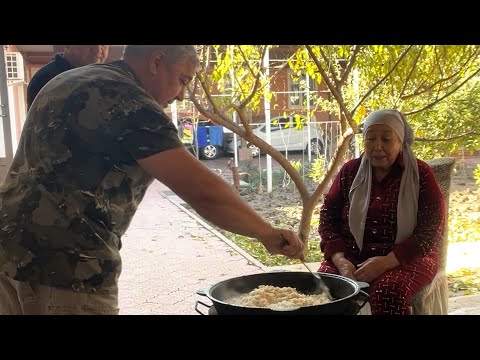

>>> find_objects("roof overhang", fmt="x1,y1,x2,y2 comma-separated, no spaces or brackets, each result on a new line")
13,45,125,65
15,45,54,53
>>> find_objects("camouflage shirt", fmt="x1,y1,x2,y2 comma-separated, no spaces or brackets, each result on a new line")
0,60,184,294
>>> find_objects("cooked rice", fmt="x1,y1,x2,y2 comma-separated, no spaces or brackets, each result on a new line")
228,285,331,309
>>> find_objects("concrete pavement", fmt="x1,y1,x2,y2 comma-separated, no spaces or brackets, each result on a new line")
118,180,480,315
118,180,265,315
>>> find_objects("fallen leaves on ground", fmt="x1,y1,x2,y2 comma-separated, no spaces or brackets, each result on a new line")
448,268,480,297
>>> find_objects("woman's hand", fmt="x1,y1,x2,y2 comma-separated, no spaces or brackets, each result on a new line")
354,257,385,283
332,253,356,280
354,253,399,283
257,227,304,259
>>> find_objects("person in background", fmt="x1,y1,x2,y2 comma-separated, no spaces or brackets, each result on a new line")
0,45,304,315
317,109,445,315
26,45,110,109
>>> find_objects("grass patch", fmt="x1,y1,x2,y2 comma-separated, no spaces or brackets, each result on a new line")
218,230,323,267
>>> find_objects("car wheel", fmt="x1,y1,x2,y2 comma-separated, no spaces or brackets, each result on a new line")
247,143,261,157
200,145,222,160
309,138,324,155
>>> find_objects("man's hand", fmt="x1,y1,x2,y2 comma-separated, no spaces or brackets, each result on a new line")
257,228,304,259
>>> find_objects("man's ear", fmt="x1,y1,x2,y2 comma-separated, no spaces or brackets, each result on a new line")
149,50,165,75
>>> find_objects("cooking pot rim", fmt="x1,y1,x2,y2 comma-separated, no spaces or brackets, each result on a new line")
205,271,362,310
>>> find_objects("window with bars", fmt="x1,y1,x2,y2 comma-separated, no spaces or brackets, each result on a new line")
288,70,317,109
5,52,24,80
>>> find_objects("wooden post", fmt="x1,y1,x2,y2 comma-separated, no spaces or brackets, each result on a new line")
227,158,240,190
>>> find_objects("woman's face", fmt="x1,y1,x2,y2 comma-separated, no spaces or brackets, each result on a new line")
364,124,403,172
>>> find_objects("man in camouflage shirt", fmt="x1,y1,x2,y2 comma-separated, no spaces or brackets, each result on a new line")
0,45,304,314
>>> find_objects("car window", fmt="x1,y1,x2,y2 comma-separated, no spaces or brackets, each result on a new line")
272,121,283,132
275,117,290,127
270,117,289,132
259,118,283,133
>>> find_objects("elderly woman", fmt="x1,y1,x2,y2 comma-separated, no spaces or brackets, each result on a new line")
318,109,445,315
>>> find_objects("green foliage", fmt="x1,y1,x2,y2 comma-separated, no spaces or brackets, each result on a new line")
307,158,327,183
474,164,480,188
289,160,302,172
195,45,480,252
292,45,480,155
411,79,480,159
200,45,278,114
199,45,480,158
238,163,287,194
351,46,479,113
220,231,323,267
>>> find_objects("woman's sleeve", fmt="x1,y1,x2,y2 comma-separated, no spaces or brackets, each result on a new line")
393,161,446,264
318,164,348,260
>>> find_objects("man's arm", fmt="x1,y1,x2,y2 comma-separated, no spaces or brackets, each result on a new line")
137,146,304,258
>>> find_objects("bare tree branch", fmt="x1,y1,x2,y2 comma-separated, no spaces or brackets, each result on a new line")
189,95,240,132
319,47,341,89
352,45,413,115
434,45,445,79
403,71,461,100
395,46,424,108
402,46,480,100
305,45,359,134
190,89,311,202
298,129,354,243
416,131,480,142
195,74,224,119
405,67,480,116
339,45,362,88
237,46,266,110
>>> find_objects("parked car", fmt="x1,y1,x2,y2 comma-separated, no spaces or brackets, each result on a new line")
223,115,325,157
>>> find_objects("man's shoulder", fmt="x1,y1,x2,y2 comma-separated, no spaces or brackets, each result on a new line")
70,63,163,114
33,61,167,126
30,54,71,82
43,61,137,100
65,61,141,94
29,62,55,84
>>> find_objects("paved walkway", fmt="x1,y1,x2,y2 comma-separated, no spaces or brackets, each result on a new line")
118,180,480,315
118,181,265,315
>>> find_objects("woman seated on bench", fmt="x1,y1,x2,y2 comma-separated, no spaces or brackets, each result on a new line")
317,109,445,315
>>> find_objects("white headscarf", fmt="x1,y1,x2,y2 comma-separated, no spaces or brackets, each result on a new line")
348,109,419,250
